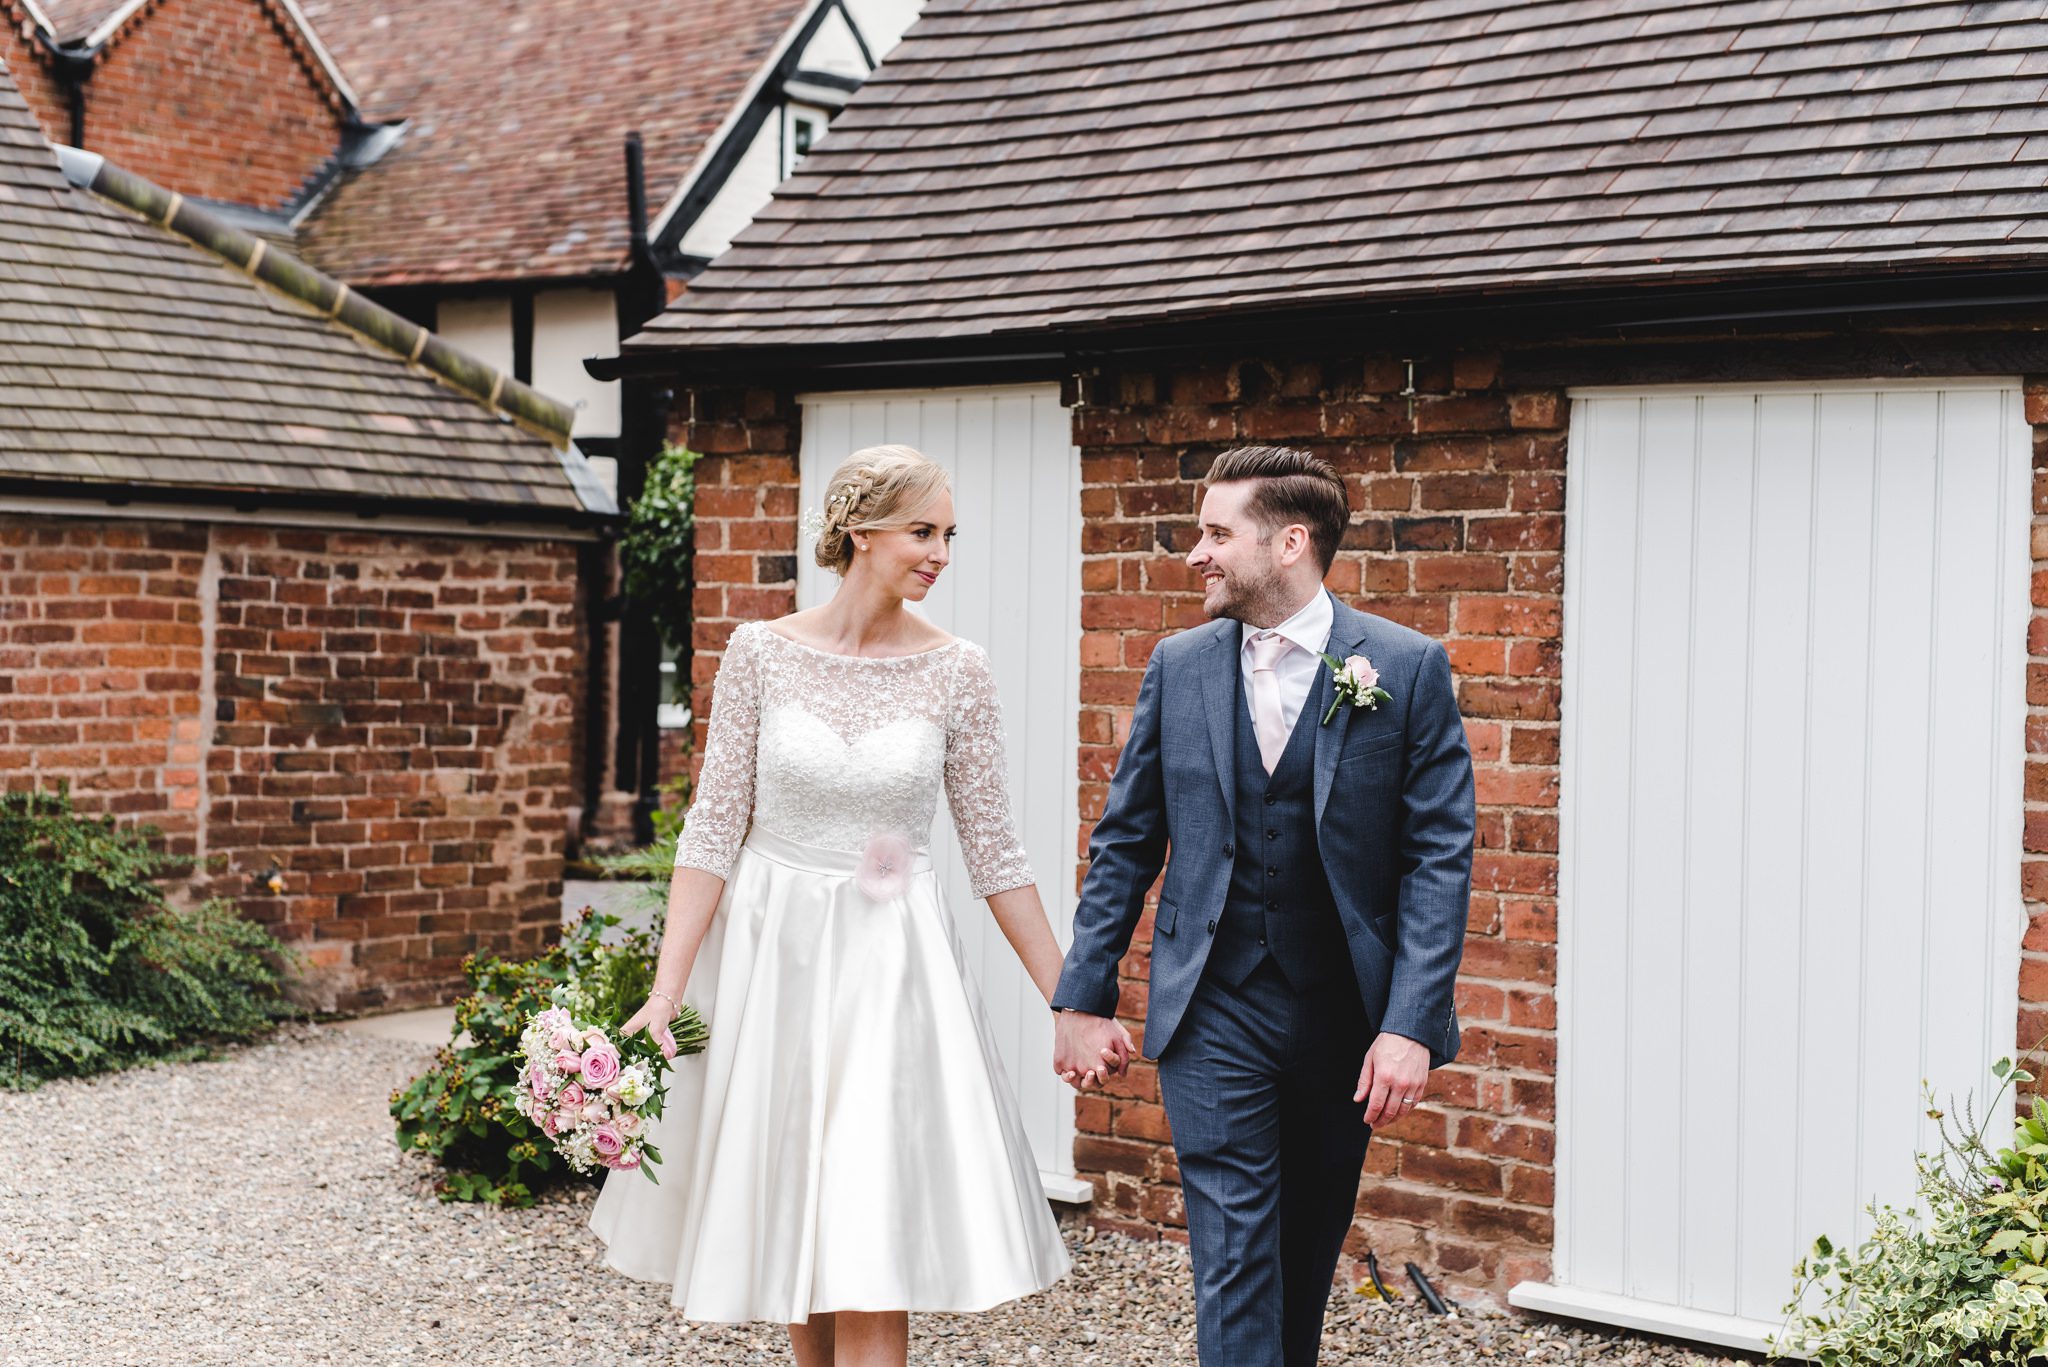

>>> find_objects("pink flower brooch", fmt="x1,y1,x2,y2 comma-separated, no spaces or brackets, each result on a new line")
855,831,915,900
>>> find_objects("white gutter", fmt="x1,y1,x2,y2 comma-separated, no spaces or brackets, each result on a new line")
17,0,56,36
645,0,827,245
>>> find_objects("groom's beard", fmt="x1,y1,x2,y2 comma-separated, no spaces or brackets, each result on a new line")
1201,554,1294,627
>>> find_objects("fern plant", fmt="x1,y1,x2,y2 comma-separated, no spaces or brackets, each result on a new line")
0,787,297,1089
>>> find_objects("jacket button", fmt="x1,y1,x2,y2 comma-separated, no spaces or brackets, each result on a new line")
1267,866,1279,877
1264,793,1277,805
1266,829,1278,840
1221,842,1234,857
1206,919,1217,934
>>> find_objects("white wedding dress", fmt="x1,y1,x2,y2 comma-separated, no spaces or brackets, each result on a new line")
587,621,1071,1323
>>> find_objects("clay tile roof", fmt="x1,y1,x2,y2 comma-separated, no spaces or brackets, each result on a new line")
624,0,2048,356
0,55,606,518
294,0,814,286
31,0,123,43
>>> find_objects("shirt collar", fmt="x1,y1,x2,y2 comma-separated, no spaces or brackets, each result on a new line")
1240,587,1333,659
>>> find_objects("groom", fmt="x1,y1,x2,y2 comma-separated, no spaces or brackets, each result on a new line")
1052,445,1474,1366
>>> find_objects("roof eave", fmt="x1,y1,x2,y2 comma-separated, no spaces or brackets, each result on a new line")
0,474,620,536
591,261,2048,383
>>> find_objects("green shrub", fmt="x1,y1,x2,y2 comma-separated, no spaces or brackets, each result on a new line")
618,442,700,655
390,905,668,1206
0,787,297,1089
1775,1054,2048,1364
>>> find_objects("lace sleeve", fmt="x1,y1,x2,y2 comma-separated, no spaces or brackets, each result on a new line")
674,622,760,877
943,642,1036,899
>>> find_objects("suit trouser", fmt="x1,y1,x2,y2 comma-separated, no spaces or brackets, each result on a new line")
1158,954,1373,1367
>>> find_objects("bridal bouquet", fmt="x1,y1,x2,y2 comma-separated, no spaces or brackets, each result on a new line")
514,993,701,1181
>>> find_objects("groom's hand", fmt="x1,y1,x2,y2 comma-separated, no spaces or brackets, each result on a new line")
1052,1010,1132,1091
1355,1030,1430,1127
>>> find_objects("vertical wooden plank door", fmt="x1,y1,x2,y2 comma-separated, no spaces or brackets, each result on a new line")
1516,381,2031,1353
795,385,1088,1201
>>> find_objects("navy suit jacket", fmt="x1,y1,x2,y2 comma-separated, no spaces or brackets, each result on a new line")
1052,590,1475,1066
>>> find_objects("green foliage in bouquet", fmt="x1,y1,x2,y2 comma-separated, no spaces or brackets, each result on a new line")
390,904,699,1206
0,787,298,1090
1773,1051,2048,1364
618,442,701,655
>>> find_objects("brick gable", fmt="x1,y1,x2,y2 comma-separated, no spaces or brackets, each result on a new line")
1,12,68,146
78,0,344,209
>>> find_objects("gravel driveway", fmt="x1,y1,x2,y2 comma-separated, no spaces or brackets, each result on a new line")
1,1023,1761,1366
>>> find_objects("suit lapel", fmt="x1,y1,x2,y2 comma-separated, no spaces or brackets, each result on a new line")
1312,596,1370,829
1200,625,1238,826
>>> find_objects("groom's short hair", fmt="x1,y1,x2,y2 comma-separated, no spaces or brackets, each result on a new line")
1204,445,1349,573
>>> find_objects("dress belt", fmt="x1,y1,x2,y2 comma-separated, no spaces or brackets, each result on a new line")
741,823,936,877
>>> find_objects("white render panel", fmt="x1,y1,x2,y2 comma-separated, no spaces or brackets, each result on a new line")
842,0,923,62
795,385,1084,1197
1551,382,2030,1349
679,115,783,262
434,295,513,376
531,288,620,439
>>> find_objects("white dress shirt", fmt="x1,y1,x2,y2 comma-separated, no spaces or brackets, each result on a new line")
1238,588,1334,736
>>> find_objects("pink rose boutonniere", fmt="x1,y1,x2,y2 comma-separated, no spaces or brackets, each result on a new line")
1317,651,1393,725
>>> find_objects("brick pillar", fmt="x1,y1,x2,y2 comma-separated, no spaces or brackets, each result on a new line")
2020,377,2048,1056
1070,350,1565,1301
673,386,802,791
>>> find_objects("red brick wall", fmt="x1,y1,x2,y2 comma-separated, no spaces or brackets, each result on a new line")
662,353,2048,1311
0,516,584,1013
2020,378,2048,1056
1068,352,1564,1298
4,6,70,147
672,386,801,773
0,519,209,849
78,0,344,210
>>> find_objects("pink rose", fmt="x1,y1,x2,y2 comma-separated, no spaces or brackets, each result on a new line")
527,1067,551,1099
856,831,915,900
557,1081,585,1110
613,1148,642,1170
542,1109,573,1138
579,1044,621,1088
591,1125,624,1159
581,1099,608,1125
1343,654,1378,690
548,1028,579,1052
553,1050,582,1074
615,1112,643,1139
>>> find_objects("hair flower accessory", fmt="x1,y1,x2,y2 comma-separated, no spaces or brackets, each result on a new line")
1317,651,1392,724
799,506,827,544
855,830,915,900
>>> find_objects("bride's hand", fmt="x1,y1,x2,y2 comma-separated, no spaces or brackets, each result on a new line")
622,993,680,1060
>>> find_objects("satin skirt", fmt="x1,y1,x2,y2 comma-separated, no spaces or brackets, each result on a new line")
587,824,1071,1323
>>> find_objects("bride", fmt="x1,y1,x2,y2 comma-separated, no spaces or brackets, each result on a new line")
588,445,1130,1366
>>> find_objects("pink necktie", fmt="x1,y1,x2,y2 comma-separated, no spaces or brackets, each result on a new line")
1248,630,1292,774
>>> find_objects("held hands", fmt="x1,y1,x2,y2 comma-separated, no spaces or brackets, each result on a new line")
1052,1010,1134,1092
1355,1030,1430,1127
620,990,683,1061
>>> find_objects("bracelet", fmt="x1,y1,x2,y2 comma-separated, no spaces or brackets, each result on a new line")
649,988,681,1012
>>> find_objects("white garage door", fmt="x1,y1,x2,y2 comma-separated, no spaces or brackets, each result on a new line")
1518,381,2031,1352
795,384,1087,1201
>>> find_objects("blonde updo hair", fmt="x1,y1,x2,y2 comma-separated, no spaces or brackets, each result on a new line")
811,445,951,576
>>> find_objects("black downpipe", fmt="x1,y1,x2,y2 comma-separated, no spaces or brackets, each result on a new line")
45,45,93,147
612,131,676,846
